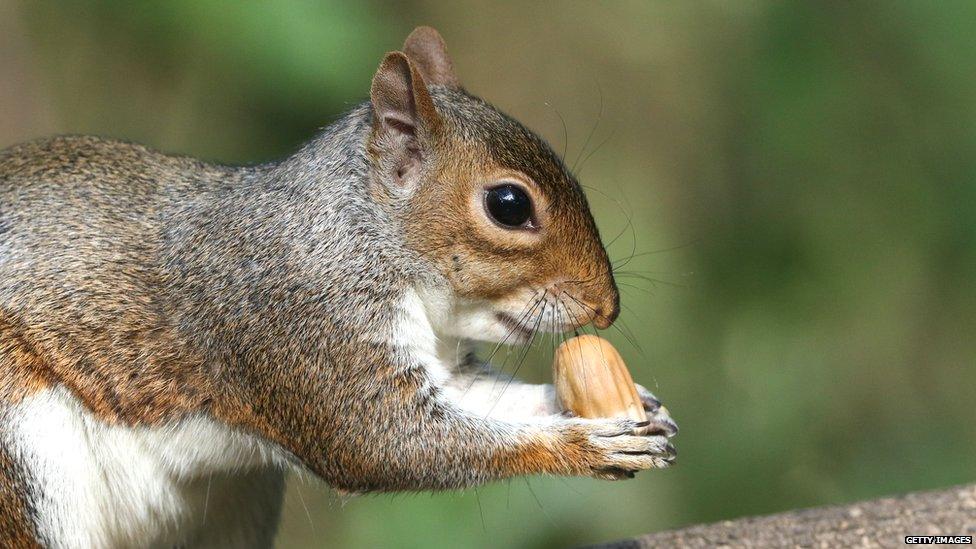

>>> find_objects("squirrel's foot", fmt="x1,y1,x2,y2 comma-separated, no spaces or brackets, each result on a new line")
635,384,679,438
555,417,676,481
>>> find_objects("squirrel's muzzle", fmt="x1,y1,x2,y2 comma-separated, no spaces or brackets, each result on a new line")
591,288,620,329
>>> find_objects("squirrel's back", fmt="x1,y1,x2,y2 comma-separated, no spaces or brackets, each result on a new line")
0,134,239,273
0,135,235,417
0,134,238,236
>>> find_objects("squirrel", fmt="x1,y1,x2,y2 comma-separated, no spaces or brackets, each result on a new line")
0,27,677,548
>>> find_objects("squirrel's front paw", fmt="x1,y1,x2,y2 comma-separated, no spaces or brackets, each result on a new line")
557,418,676,480
635,384,679,438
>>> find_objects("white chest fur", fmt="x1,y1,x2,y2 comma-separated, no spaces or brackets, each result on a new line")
392,288,459,385
3,387,285,549
397,286,559,422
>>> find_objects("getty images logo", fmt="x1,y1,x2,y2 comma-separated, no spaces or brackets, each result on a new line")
905,536,973,545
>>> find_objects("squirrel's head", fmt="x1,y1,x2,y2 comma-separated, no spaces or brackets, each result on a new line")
367,27,619,342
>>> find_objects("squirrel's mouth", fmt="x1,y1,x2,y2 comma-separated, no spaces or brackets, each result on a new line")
495,312,537,341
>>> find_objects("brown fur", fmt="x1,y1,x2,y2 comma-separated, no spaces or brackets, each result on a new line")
0,317,50,404
401,90,619,326
0,432,40,548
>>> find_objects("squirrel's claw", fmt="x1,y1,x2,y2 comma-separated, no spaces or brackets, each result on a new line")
636,384,679,438
557,418,675,480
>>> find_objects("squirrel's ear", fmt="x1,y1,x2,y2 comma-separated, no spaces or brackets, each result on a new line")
403,26,461,89
370,51,440,141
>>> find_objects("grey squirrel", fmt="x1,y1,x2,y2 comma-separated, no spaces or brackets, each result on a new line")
0,27,677,548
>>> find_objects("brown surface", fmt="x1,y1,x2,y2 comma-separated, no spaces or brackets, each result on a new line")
594,484,976,548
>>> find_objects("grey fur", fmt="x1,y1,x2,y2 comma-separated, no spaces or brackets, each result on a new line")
0,49,675,545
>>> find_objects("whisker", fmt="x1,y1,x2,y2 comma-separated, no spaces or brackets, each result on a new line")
462,291,545,397
576,128,616,178
573,80,604,173
581,183,636,252
487,296,549,416
561,290,646,358
614,268,696,280
620,302,647,323
614,271,689,289
524,478,558,527
203,474,212,525
551,293,589,399
474,488,487,533
547,298,558,379
616,281,655,296
481,290,545,366
294,481,316,533
544,101,571,163
479,292,548,398
611,239,702,267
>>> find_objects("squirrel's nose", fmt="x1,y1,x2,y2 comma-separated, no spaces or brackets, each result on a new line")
591,291,620,329
592,306,617,329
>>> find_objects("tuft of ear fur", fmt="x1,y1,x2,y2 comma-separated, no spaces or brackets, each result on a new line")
403,26,461,89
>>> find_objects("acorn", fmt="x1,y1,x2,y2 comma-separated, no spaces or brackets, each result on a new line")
552,334,650,433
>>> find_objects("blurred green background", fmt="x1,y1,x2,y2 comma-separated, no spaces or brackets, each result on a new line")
3,1,975,547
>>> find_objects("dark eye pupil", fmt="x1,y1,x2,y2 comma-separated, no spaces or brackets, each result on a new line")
485,185,533,228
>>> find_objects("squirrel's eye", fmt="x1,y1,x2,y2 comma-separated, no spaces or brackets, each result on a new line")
484,184,534,229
